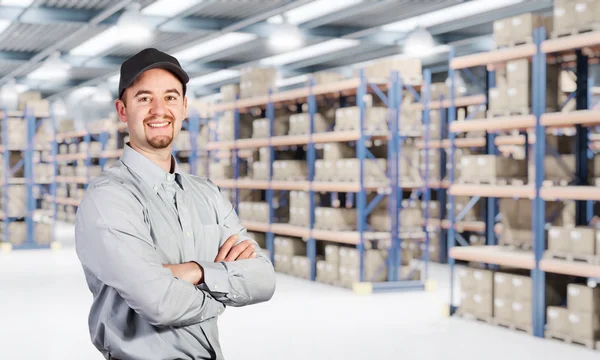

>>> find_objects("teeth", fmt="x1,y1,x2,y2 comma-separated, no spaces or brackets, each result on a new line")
148,122,169,128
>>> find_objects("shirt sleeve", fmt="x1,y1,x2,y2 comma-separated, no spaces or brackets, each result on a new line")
196,180,276,307
75,182,225,327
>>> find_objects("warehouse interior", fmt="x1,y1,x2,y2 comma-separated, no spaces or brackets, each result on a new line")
2,0,600,359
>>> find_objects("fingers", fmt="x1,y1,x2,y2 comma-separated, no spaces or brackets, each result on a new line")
224,240,253,262
214,235,239,262
237,243,257,261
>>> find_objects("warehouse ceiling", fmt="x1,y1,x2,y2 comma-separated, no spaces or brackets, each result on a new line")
0,0,553,101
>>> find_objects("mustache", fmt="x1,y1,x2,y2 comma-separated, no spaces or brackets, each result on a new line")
144,114,175,124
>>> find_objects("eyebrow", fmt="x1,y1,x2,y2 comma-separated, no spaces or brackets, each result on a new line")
165,89,181,96
133,89,181,97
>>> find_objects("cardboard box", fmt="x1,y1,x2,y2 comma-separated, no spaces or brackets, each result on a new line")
316,260,328,283
512,300,532,327
507,81,558,110
274,236,306,257
460,291,476,314
568,312,600,339
314,207,356,231
17,91,41,111
339,248,387,281
323,143,355,160
473,292,494,318
512,275,532,301
548,226,570,253
274,254,292,274
567,284,600,313
252,118,289,138
336,158,387,182
494,273,513,299
510,13,553,43
493,18,510,47
290,190,311,210
334,106,388,131
220,84,239,102
528,155,575,184
251,161,269,181
460,155,527,182
272,160,307,180
573,0,600,28
473,269,493,294
314,160,334,181
494,298,514,323
325,244,340,266
289,207,310,227
570,227,596,255
489,85,508,110
553,0,577,32
289,113,331,135
291,255,311,280
547,306,570,335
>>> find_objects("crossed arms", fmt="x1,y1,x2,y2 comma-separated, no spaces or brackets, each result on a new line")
74,183,275,328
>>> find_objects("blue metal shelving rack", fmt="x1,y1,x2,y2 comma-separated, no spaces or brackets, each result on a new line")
207,68,433,293
447,24,600,340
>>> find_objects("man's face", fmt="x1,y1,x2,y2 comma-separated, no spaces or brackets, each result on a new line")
116,68,187,152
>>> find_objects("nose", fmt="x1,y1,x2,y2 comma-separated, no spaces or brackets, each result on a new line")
149,97,167,116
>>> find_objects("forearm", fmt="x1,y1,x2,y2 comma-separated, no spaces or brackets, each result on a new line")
198,253,276,307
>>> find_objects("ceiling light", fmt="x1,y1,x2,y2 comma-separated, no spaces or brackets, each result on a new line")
117,3,154,45
0,20,11,37
260,39,360,66
276,74,309,87
28,52,71,80
403,27,435,57
189,70,240,86
69,27,121,57
1,0,34,7
268,22,303,51
142,0,201,17
173,32,257,62
382,0,524,32
267,0,364,25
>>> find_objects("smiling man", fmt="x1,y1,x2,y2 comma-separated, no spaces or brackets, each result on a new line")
74,48,276,360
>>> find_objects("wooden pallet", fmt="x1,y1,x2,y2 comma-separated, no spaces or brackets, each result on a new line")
454,311,493,324
313,224,356,232
544,251,599,265
493,319,534,335
545,331,597,350
456,177,526,186
500,242,534,251
551,24,600,39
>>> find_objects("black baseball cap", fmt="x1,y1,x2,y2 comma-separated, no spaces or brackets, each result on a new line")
118,48,189,100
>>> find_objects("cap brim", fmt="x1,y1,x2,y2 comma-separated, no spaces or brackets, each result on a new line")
121,61,189,96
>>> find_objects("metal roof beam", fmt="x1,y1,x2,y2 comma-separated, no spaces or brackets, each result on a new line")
0,51,34,62
0,5,96,24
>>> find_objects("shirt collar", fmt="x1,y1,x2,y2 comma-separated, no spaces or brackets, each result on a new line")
121,143,184,193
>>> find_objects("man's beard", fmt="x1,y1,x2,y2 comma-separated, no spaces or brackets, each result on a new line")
144,115,175,149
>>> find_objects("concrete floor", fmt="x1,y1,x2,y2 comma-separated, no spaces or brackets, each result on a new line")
1,224,599,360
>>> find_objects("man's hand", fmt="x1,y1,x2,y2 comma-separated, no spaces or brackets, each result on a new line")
214,234,257,262
163,262,204,285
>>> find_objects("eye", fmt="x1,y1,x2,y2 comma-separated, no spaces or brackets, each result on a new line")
138,96,151,103
166,95,177,101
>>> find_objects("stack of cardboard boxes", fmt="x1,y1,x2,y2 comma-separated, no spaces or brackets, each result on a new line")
272,160,307,181
289,190,316,227
334,106,388,132
216,111,252,141
288,112,333,135
0,222,52,246
360,57,422,86
552,0,600,37
458,268,494,320
239,67,278,99
546,284,600,347
314,143,356,182
398,142,421,185
547,225,599,261
252,117,289,138
457,155,527,184
316,244,342,285
493,13,553,48
314,207,356,231
273,236,306,275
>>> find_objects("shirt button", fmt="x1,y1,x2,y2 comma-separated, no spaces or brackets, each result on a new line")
233,294,237,299
186,231,191,237
153,186,157,191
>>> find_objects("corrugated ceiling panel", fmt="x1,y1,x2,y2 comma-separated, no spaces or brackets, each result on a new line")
330,0,462,28
192,0,283,19
38,0,154,10
105,30,210,57
0,23,84,52
0,61,23,76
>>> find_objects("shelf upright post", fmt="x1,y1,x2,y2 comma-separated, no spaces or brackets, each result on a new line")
1,108,9,248
24,109,35,246
233,99,240,210
575,49,590,225
50,106,58,245
307,77,317,281
532,26,547,338
356,68,368,282
447,48,458,314
266,90,275,265
189,110,200,176
438,94,448,264
387,70,399,282
83,126,91,191
485,69,498,247
423,69,432,281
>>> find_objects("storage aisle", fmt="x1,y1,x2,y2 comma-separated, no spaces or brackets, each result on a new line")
0,226,597,360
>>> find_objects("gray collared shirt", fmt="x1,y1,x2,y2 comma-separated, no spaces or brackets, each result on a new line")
75,144,276,360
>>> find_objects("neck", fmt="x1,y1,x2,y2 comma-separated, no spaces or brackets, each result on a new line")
129,142,172,173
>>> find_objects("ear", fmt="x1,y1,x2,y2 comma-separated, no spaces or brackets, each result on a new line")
115,99,127,123
183,95,188,119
